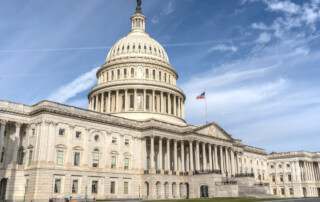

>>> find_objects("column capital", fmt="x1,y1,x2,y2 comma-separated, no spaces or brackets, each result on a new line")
0,119,8,126
15,122,23,128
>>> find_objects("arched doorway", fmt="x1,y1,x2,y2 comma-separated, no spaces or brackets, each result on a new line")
144,182,149,199
164,182,169,198
185,183,190,199
200,185,209,198
0,178,8,201
303,187,307,197
156,182,161,198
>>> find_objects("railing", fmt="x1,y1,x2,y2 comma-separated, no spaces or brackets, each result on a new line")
234,173,255,178
193,169,222,175
215,181,237,185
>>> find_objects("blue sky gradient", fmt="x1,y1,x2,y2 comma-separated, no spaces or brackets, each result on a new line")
1,0,319,153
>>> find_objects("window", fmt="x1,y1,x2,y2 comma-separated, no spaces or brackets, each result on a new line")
159,71,161,81
59,129,65,136
72,180,78,193
272,175,275,182
92,181,98,194
287,164,290,168
124,157,129,170
130,95,134,109
107,72,109,81
110,181,115,194
288,174,292,182
117,69,120,79
0,147,5,163
112,137,117,144
146,95,150,110
54,179,61,193
93,149,99,167
281,188,285,195
125,139,129,146
145,69,149,78
279,164,282,168
75,131,81,138
153,70,155,79
280,175,283,182
164,73,167,82
57,151,63,165
137,67,142,78
94,135,99,141
74,152,80,166
28,150,33,165
112,71,114,80
31,129,35,136
271,165,274,169
273,188,277,195
137,95,142,110
290,188,293,195
111,156,116,169
124,68,127,78
122,95,125,109
124,182,129,194
131,68,134,78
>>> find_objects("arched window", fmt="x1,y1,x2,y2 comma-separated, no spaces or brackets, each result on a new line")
117,69,120,79
146,95,150,110
93,149,99,167
159,71,162,81
153,70,156,79
107,72,109,81
145,69,149,78
122,95,125,110
137,67,142,78
131,68,134,78
130,94,134,109
164,73,167,82
166,97,168,113
155,96,158,112
112,71,114,80
124,69,127,78
137,95,142,110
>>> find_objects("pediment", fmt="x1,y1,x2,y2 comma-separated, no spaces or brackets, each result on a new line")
193,123,232,140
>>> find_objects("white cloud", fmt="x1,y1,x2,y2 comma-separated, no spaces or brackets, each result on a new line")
48,67,99,103
251,22,269,30
208,44,238,52
264,0,300,14
163,2,174,16
256,32,271,43
151,1,175,24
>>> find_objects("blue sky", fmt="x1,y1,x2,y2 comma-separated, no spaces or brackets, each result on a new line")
1,0,320,153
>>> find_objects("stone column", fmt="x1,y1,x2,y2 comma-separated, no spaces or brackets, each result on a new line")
150,136,155,170
101,92,104,112
202,143,207,170
107,91,111,113
181,141,185,172
95,95,99,111
160,92,164,114
196,141,200,171
159,138,163,170
116,90,119,112
231,150,235,175
134,89,137,111
174,140,177,172
168,94,171,115
241,154,244,174
209,144,213,170
173,95,177,116
189,141,194,172
143,89,146,111
225,148,230,174
141,137,147,170
177,98,181,117
152,90,155,112
125,89,128,112
167,139,170,171
220,146,224,174
0,120,7,158
12,122,22,163
214,144,218,170
181,101,185,119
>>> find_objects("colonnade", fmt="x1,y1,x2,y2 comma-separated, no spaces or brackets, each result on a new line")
299,161,320,182
143,136,241,176
89,89,185,119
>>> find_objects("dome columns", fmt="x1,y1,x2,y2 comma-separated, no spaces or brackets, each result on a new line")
89,89,185,120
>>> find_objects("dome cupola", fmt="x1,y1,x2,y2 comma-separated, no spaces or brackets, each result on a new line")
88,1,186,125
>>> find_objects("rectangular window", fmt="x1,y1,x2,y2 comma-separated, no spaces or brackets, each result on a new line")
272,175,275,182
153,70,155,79
112,137,117,144
130,95,134,108
131,68,134,78
146,95,149,110
57,151,63,165
93,150,99,167
159,71,161,81
54,179,61,193
110,181,115,194
112,71,114,80
75,131,81,138
72,180,78,193
290,188,293,195
59,129,65,136
271,165,274,168
74,152,80,166
111,156,116,169
273,188,277,195
137,95,142,110
281,188,285,195
125,139,129,146
28,150,33,165
288,174,292,182
32,129,35,136
124,157,129,170
124,182,128,194
92,181,98,194
146,69,149,78
164,73,167,82
287,164,290,168
280,175,283,182
124,69,127,78
117,69,120,79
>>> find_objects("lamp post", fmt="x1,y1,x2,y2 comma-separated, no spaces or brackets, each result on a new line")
23,182,28,202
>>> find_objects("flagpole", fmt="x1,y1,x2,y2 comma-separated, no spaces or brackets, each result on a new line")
205,90,208,123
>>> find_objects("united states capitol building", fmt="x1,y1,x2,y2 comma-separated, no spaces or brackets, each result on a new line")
0,3,319,202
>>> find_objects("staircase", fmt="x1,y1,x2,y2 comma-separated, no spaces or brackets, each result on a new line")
236,177,276,198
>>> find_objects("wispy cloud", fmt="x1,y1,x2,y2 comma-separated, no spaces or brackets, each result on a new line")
208,44,238,52
47,67,99,103
256,32,271,43
151,1,175,24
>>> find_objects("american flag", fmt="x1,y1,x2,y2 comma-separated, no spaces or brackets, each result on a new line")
196,92,206,99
